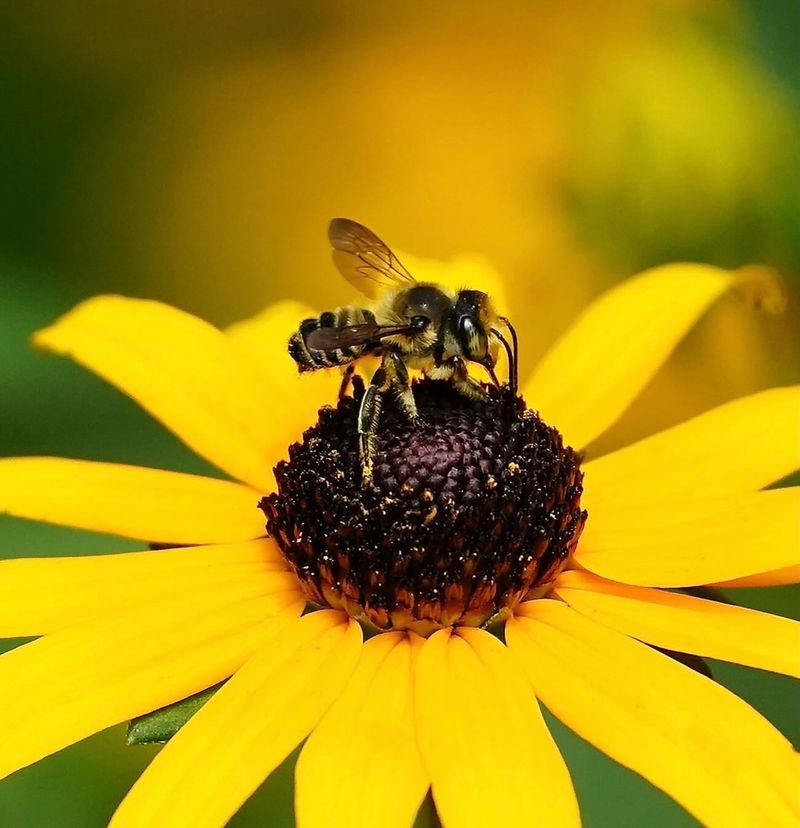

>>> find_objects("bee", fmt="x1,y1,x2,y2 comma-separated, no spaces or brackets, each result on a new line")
289,218,518,482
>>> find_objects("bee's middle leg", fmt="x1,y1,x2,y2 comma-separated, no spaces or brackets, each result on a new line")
385,351,418,422
338,364,356,400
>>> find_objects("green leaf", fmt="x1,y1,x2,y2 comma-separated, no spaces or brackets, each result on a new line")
126,682,224,745
655,647,713,680
678,585,732,605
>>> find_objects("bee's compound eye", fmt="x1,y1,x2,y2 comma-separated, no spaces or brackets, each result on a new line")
411,315,430,332
458,316,488,360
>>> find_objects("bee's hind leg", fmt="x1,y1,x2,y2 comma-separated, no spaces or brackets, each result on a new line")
359,354,419,484
358,363,390,485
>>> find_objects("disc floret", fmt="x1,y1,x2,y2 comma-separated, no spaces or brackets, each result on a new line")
261,378,586,635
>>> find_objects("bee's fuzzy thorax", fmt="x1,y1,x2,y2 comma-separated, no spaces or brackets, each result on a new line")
260,378,586,635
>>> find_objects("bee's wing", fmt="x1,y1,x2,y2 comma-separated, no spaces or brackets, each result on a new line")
329,218,416,299
306,322,417,351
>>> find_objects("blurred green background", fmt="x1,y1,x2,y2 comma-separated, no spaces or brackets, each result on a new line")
1,1,798,825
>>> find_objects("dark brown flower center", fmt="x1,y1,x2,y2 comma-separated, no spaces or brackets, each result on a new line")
260,378,586,635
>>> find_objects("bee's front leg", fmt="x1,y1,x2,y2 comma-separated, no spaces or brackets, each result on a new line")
358,362,391,485
448,356,488,401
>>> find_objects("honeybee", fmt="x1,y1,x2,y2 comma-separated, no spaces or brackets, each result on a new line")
289,218,518,481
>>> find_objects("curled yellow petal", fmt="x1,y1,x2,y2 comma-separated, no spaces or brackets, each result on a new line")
295,631,428,828
414,627,579,828
0,539,289,636
34,296,279,490
401,251,512,385
524,264,781,450
0,457,264,544
401,250,510,314
575,488,800,587
582,386,800,511
110,611,362,828
0,583,304,780
553,570,800,677
507,600,800,828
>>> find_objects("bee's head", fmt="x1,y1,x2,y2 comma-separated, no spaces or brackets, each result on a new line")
454,289,498,364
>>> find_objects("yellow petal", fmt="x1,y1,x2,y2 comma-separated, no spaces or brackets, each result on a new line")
712,565,800,588
414,627,579,828
0,580,304,780
227,300,342,466
0,457,264,544
582,387,800,511
575,488,800,587
0,539,289,636
228,299,319,387
110,611,362,828
296,631,428,828
553,570,800,677
507,600,800,828
34,296,279,490
523,264,779,450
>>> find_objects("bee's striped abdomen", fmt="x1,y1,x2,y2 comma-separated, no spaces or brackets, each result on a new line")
288,306,375,372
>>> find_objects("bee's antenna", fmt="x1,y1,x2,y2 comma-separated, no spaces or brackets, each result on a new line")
498,317,519,395
492,326,517,395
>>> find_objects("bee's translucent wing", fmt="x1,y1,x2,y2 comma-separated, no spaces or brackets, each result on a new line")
306,322,418,350
329,218,416,299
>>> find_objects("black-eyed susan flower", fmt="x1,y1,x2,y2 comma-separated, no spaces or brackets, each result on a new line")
0,255,798,828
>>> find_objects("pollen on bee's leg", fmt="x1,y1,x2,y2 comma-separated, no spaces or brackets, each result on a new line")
259,379,586,635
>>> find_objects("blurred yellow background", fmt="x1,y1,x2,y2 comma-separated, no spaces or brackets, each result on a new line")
3,0,798,450
1,1,798,825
